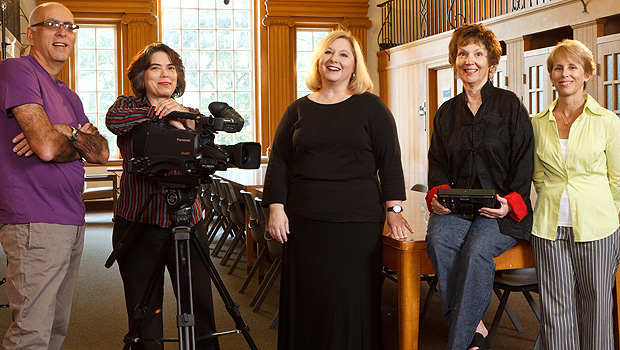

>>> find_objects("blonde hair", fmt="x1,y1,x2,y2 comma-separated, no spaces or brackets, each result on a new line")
546,39,595,87
305,30,373,94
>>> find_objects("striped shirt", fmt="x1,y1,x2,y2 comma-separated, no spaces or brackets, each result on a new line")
106,95,202,228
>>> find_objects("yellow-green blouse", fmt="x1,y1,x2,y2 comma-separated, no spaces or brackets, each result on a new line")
532,94,620,242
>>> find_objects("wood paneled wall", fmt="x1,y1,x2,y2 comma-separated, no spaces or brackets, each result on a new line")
260,0,372,152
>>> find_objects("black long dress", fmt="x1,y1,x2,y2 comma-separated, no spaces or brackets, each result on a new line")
262,92,406,350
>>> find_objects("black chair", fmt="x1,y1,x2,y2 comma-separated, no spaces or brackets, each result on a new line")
231,191,265,276
206,178,229,245
250,206,282,314
219,182,247,268
486,268,540,348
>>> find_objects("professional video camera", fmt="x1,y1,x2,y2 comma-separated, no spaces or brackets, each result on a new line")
128,101,261,178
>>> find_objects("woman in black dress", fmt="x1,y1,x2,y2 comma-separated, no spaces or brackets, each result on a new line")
262,30,412,350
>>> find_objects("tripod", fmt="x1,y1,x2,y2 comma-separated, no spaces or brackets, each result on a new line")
106,179,258,350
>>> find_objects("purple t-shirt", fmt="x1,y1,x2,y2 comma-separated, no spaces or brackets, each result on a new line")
0,55,88,225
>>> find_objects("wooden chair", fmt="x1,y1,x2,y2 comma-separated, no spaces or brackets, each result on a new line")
82,174,118,212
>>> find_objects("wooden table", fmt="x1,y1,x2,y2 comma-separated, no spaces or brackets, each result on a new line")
382,235,620,349
213,165,268,272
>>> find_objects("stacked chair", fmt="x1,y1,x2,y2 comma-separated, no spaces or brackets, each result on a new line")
211,180,242,258
206,177,229,246
219,181,247,272
237,192,282,328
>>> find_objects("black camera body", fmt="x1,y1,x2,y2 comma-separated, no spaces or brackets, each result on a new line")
437,188,498,220
128,102,261,179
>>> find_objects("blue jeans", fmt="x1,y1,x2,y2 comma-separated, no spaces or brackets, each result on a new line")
426,213,517,350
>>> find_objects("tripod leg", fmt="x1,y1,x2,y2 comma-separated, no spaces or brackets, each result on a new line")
172,226,196,350
122,233,174,350
190,229,259,350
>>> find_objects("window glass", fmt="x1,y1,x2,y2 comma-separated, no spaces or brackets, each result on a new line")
75,25,119,158
163,0,254,143
296,30,329,99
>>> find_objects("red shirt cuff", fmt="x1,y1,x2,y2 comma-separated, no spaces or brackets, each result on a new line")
425,184,451,212
505,192,527,222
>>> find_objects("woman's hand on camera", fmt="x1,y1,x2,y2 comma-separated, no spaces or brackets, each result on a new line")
431,194,451,215
268,203,289,244
154,99,196,130
479,194,512,219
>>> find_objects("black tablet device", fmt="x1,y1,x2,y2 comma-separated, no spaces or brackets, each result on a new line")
436,188,498,220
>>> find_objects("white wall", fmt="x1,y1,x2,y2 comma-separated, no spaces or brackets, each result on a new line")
21,0,35,44
367,0,383,93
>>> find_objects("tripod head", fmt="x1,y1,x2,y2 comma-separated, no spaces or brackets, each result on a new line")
157,179,202,227
105,174,209,269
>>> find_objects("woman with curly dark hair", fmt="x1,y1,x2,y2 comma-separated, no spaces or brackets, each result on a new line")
106,42,219,350
425,24,534,350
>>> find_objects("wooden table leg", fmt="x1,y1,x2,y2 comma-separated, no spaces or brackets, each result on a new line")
397,247,420,350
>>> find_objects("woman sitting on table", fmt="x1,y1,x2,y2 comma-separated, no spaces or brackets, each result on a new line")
105,42,219,350
425,23,533,350
531,39,620,350
262,30,412,350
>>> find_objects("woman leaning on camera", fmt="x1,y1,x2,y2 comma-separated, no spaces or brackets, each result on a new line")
424,24,533,350
105,42,219,350
531,39,620,350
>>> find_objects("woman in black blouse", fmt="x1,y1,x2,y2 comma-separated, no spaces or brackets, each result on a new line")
425,24,533,350
262,30,412,350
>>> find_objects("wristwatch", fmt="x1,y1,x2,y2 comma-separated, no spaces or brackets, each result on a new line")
69,126,79,141
387,205,403,213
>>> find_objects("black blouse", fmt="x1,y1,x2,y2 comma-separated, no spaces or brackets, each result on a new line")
262,92,406,223
428,81,534,240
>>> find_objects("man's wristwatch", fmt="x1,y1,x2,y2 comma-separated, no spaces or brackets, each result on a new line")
69,126,79,141
387,205,403,213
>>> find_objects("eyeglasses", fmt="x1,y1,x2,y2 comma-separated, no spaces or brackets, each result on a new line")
31,20,79,33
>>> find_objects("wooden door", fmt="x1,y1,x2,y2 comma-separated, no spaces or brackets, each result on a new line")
493,56,507,89
428,66,456,138
598,33,620,116
524,47,555,117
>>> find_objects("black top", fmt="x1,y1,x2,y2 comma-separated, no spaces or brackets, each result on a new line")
262,92,406,223
428,81,534,240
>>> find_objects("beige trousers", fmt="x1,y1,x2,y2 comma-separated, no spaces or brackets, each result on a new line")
0,223,85,350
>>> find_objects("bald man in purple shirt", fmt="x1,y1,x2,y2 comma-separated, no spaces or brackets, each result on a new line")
0,2,109,349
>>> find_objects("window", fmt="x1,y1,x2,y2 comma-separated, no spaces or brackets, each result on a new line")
602,53,620,115
75,25,119,157
296,30,329,98
161,0,254,145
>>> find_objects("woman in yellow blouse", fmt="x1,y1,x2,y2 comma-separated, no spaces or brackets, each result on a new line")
531,39,620,350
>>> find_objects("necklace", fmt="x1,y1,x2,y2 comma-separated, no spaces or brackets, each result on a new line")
557,111,578,126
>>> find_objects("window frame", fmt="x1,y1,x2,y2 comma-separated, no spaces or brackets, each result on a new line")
158,0,257,146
